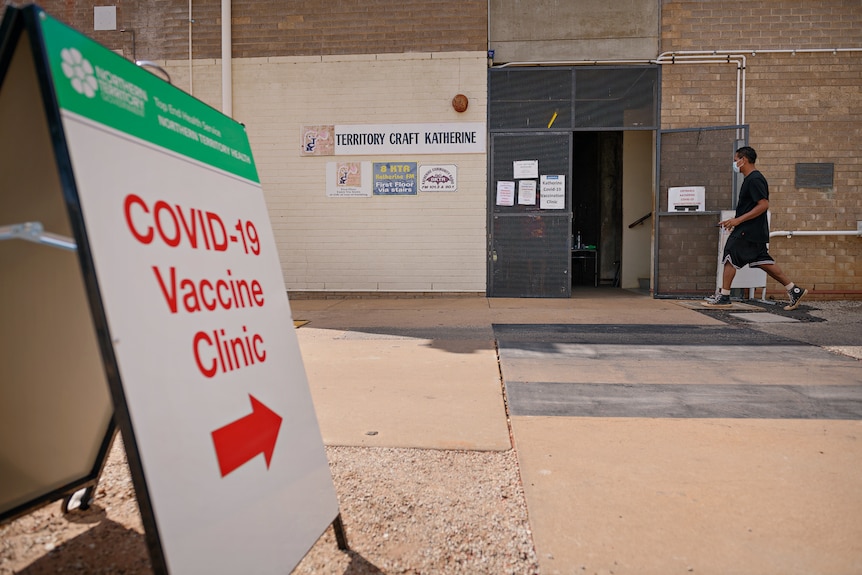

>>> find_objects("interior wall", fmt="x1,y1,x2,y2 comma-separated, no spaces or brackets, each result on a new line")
598,132,623,283
621,130,654,289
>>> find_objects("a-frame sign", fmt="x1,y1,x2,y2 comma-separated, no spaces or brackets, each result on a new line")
0,5,343,573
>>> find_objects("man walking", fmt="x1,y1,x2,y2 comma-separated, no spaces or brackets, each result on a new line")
703,146,807,310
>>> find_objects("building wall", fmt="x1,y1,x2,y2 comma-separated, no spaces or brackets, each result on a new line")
19,0,487,61
9,1,860,296
162,52,489,292
489,0,661,63
660,1,862,296
21,1,490,294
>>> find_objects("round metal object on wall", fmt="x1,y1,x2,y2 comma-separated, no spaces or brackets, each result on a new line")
452,94,468,113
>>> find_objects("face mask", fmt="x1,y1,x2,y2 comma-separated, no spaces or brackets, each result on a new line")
732,159,741,173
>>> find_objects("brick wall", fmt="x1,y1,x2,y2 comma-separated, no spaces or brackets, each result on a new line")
660,1,862,297
15,0,487,61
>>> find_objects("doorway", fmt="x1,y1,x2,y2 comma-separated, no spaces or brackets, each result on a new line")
571,132,622,287
486,65,659,298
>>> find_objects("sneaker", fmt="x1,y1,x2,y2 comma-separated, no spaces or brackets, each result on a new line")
703,292,722,304
784,286,808,310
702,294,732,308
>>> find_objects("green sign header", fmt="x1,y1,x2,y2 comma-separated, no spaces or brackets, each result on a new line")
40,12,259,183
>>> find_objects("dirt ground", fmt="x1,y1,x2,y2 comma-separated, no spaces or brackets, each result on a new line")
0,438,150,574
1,436,539,575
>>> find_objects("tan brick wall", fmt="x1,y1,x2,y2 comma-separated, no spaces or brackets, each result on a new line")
661,1,862,53
161,52,489,292
660,1,862,297
19,0,487,61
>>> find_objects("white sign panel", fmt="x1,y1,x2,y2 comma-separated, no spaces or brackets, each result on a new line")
513,160,539,179
302,122,485,155
518,180,537,205
496,181,515,206
44,14,338,574
668,186,706,211
540,175,566,209
419,164,457,192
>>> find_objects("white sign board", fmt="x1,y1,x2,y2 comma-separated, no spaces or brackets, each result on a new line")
419,164,457,192
496,180,515,206
41,11,338,574
301,122,485,155
513,160,539,179
540,175,566,210
518,180,537,205
668,186,706,211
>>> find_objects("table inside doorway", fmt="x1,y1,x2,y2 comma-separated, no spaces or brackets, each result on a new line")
572,248,598,286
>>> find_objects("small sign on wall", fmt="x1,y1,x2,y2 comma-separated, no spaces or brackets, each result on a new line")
326,161,372,197
668,186,705,211
373,162,417,195
419,165,457,192
795,163,833,188
300,124,485,156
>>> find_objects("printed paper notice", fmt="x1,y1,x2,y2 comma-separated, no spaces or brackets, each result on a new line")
326,162,372,197
518,180,537,205
496,181,515,206
540,175,565,209
513,160,539,179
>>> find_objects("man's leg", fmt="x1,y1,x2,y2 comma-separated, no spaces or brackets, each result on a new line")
759,263,808,310
758,263,791,286
703,261,737,308
721,261,737,291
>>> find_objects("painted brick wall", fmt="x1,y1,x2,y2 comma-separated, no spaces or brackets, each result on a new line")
162,52,489,292
660,1,862,297
19,0,487,61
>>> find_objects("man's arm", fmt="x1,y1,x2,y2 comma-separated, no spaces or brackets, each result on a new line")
718,198,768,230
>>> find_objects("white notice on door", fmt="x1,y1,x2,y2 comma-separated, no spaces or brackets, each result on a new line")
540,175,565,209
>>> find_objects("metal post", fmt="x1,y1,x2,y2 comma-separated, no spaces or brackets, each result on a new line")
332,513,349,551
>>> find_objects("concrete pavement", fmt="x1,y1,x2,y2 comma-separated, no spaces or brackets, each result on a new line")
290,289,862,575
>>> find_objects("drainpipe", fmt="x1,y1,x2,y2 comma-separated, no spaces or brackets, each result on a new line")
770,230,862,239
221,0,232,116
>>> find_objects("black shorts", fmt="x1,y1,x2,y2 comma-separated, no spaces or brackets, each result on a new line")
722,236,774,269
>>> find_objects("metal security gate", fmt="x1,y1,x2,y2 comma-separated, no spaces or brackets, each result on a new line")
488,133,572,297
655,125,747,297
487,65,659,298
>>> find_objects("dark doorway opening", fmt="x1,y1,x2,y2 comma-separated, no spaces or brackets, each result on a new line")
572,132,622,287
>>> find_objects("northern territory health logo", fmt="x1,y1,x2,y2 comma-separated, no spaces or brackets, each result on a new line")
59,46,149,116
60,47,98,98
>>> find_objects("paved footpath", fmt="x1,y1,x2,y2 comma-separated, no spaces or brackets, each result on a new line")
291,290,862,575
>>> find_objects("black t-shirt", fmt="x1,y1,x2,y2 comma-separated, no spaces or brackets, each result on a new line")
732,169,770,243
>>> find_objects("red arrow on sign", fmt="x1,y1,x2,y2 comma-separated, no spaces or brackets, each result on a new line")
211,395,283,478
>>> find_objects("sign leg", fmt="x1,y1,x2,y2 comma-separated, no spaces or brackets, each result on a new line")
332,513,349,551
